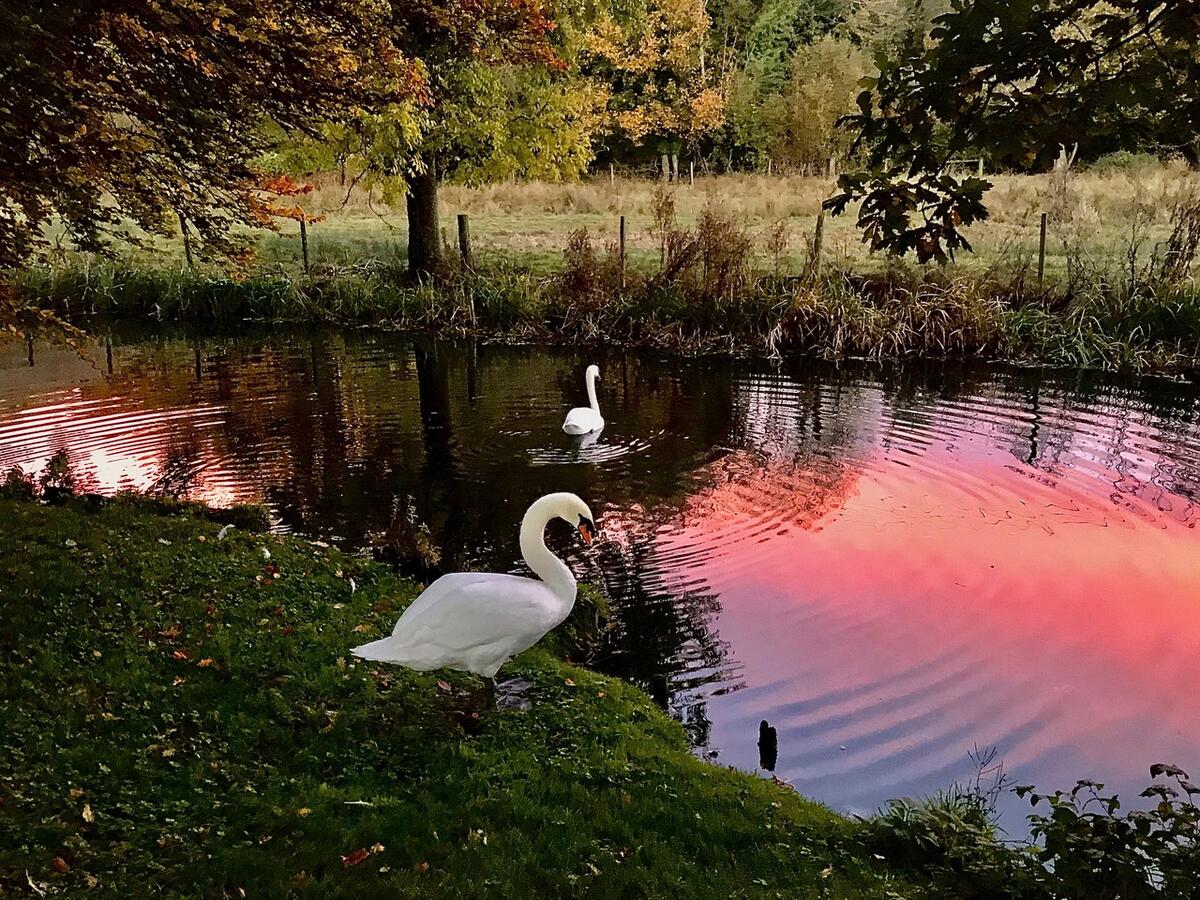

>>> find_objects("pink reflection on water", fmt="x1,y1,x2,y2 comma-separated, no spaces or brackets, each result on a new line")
664,398,1200,808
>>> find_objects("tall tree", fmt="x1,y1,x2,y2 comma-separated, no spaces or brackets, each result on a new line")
582,0,728,174
829,0,1200,263
0,0,420,271
388,1,563,278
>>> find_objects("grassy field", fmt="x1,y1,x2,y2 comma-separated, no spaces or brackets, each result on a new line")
0,494,909,898
59,164,1196,284
244,164,1195,281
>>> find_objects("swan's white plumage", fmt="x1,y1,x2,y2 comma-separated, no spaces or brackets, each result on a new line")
351,493,595,679
563,364,603,435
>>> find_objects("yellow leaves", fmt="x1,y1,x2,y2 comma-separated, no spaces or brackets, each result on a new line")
297,807,311,817
82,803,95,823
352,623,373,634
197,658,214,668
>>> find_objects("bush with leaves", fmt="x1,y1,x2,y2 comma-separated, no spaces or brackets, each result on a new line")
1018,764,1200,900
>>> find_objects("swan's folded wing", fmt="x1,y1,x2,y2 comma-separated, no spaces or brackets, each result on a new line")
391,574,563,654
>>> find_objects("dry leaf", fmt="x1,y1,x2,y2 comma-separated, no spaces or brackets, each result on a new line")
564,678,575,687
51,857,70,873
417,861,430,873
82,803,94,823
160,624,182,639
197,658,214,668
370,842,385,854
171,650,190,661
69,788,84,799
436,680,452,693
341,848,370,868
351,624,372,634
296,808,311,817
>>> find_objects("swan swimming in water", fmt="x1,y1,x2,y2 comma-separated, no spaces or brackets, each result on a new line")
351,493,597,698
563,364,603,435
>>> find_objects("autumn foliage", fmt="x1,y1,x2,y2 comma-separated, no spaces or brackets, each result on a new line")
0,0,424,270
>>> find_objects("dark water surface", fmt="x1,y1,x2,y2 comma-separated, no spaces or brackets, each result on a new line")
3,328,1199,829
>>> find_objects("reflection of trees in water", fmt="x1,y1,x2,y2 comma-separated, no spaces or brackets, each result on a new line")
580,529,738,748
148,425,204,498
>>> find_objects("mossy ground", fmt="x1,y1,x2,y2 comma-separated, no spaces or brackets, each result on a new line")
0,498,911,898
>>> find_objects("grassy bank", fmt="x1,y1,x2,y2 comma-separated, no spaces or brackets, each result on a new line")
19,252,1200,372
0,495,902,898
16,166,1200,372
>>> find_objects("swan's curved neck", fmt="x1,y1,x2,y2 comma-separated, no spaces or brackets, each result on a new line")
519,497,577,605
585,370,600,413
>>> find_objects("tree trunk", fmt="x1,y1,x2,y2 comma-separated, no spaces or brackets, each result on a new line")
406,163,440,279
660,153,670,182
671,153,679,182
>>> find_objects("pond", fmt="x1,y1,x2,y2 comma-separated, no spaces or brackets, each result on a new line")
3,328,1199,831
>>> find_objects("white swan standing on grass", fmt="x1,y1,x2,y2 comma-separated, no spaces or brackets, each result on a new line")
563,364,604,435
352,493,597,702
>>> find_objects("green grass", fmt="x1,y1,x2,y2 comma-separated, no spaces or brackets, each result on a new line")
0,496,909,898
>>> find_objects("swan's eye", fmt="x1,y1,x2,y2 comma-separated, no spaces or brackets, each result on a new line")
577,517,596,544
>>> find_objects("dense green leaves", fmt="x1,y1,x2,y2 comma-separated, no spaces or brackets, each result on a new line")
831,0,1200,261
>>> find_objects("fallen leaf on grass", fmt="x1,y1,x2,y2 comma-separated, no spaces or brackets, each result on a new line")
370,842,385,854
197,658,214,668
352,624,373,634
83,873,98,888
51,857,70,873
296,808,311,817
341,848,370,868
69,788,84,799
564,678,575,687
417,862,430,873
436,680,452,693
171,650,190,661
160,624,182,639
82,803,94,823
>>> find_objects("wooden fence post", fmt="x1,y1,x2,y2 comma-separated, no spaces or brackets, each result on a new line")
299,216,309,274
689,161,695,186
457,213,473,270
619,215,626,290
1038,211,1048,289
977,158,985,178
811,208,826,277
609,162,614,186
178,211,194,269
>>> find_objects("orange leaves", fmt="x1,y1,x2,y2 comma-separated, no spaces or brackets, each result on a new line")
259,174,313,197
340,847,370,867
254,175,326,226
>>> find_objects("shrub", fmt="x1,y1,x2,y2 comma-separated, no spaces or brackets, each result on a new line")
1089,151,1163,174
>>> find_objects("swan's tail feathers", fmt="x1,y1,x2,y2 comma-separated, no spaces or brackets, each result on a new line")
562,422,588,436
352,636,416,664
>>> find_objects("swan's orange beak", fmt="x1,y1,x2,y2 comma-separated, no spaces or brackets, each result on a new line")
578,518,596,544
